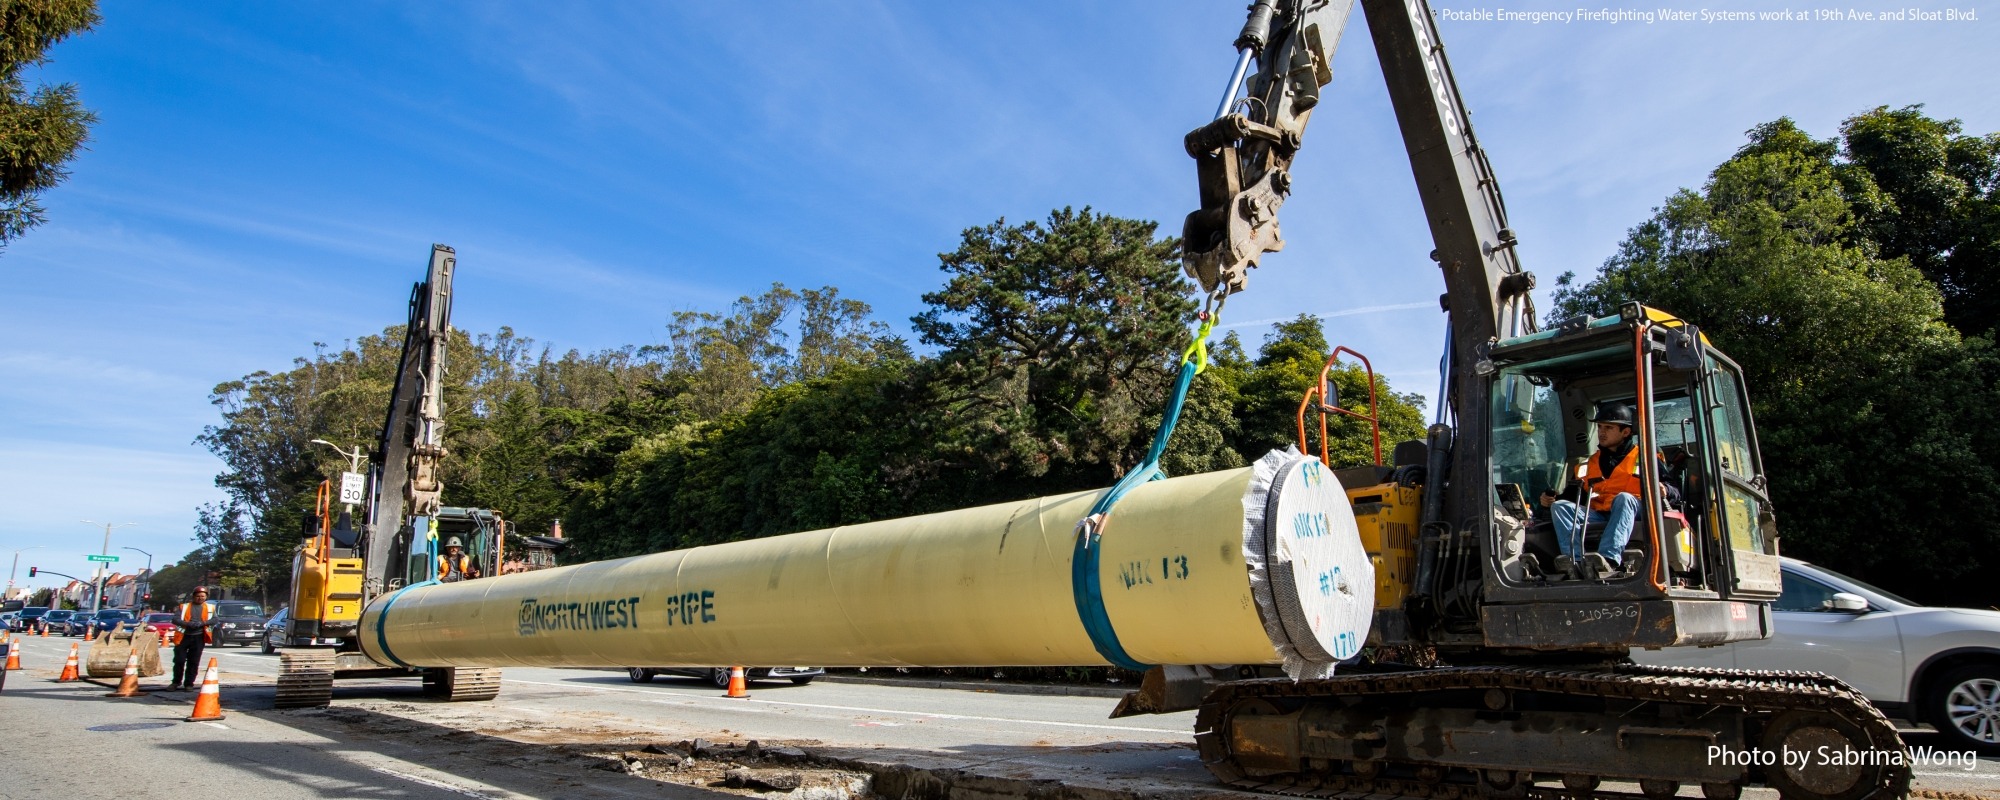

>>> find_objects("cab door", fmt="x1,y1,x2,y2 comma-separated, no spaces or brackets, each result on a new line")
1701,357,1781,600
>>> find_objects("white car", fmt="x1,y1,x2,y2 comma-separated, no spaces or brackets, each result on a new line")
1634,557,2000,754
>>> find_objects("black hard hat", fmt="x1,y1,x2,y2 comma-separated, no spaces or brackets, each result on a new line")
1590,402,1636,427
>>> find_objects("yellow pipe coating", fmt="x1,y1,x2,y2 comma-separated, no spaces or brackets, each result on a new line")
360,456,1365,671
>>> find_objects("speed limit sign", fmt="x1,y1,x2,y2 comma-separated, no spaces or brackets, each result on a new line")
339,472,366,505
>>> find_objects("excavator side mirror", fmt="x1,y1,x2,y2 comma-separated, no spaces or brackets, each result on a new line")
300,513,321,540
1322,381,1340,412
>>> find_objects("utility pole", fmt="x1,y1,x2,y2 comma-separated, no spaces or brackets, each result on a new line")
7,546,42,597
79,520,135,613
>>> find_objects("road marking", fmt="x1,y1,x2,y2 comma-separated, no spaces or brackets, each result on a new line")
500,677,1188,735
368,765,500,799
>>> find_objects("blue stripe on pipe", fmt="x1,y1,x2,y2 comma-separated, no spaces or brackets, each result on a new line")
1068,359,1200,672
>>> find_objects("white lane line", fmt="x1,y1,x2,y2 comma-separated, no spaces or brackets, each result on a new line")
1911,769,2000,781
501,677,1188,735
368,765,501,799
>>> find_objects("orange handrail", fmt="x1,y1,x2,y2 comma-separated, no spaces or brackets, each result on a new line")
1632,323,1666,592
1294,346,1383,466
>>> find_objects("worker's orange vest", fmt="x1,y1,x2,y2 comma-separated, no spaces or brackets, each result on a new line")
438,554,470,578
177,601,214,644
1584,445,1645,513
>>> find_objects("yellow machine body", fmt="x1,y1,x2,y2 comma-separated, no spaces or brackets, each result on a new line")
360,457,1372,673
291,546,366,633
1345,481,1421,616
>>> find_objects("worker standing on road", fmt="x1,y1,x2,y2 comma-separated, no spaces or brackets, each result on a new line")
437,538,479,583
170,587,217,691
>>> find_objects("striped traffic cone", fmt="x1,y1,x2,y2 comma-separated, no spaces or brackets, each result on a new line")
186,658,224,721
56,643,79,681
724,665,750,698
3,636,19,671
106,652,145,697
39,623,48,637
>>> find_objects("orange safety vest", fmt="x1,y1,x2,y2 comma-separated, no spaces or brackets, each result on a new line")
177,601,215,644
1583,444,1647,513
438,554,472,580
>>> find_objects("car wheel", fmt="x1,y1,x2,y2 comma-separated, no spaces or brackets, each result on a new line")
1930,664,2000,755
710,668,733,689
628,668,655,683
790,676,815,686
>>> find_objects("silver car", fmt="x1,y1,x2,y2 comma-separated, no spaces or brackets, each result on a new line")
1634,557,2000,754
627,666,824,688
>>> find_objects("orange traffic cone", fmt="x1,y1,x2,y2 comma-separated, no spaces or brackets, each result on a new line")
162,628,174,646
56,643,79,681
4,636,19,671
106,652,145,697
186,657,224,721
39,623,48,637
724,665,750,698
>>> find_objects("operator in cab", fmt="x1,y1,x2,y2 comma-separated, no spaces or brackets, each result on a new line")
438,537,480,583
1537,402,1673,580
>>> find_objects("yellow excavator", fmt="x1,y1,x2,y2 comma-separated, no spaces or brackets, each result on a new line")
276,245,541,707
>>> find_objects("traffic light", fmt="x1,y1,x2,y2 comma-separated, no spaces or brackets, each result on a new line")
26,567,34,577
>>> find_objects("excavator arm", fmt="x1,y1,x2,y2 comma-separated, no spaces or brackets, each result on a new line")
362,244,456,596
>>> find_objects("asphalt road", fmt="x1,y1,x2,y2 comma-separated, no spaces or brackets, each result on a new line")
3,632,1997,800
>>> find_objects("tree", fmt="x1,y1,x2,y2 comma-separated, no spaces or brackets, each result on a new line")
913,207,1196,485
657,283,904,421
1223,315,1427,468
0,0,98,249
1837,106,2000,336
1550,112,2000,607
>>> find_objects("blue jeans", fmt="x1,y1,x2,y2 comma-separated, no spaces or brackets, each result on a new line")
1552,493,1638,565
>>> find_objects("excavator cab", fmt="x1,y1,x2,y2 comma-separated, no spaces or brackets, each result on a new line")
1468,303,1782,651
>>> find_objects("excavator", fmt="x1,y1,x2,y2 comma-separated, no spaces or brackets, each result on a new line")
330,4,1907,798
273,244,515,707
1167,0,1907,798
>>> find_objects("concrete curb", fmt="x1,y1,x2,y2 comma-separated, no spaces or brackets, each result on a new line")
816,672,1131,698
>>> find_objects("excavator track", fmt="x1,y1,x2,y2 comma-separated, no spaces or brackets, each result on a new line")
422,667,502,702
1195,664,1908,800
274,649,337,709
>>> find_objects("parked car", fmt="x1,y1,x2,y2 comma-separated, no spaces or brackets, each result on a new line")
262,608,287,653
12,606,50,632
134,612,176,637
62,612,95,636
1633,557,2000,754
212,600,266,647
0,610,17,630
85,608,136,634
40,609,74,632
627,666,824,688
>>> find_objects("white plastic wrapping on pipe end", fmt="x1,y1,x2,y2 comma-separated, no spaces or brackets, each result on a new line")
1242,449,1374,679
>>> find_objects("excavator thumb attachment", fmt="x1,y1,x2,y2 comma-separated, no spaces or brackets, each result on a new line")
1183,0,1352,296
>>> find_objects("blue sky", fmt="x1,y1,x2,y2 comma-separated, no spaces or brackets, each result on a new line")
2,1,1991,593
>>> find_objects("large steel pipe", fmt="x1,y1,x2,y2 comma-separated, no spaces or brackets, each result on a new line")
360,452,1371,674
